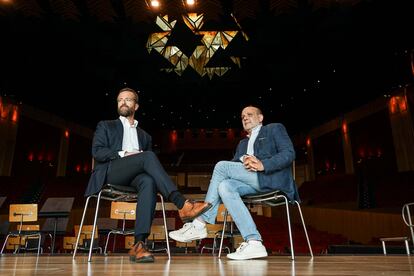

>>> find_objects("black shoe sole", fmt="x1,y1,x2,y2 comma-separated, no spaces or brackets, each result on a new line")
135,255,155,263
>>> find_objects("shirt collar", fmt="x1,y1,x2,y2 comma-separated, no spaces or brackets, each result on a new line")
252,124,262,134
119,116,138,128
247,124,262,137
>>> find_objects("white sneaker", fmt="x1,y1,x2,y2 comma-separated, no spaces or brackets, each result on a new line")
169,222,207,242
226,241,268,260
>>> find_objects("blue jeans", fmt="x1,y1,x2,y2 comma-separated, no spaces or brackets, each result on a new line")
201,161,264,241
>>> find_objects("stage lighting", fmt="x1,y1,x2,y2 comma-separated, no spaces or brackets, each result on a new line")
150,0,160,8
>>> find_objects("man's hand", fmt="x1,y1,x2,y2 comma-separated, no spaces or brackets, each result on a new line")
243,155,264,172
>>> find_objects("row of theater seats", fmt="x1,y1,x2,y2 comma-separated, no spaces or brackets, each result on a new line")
299,171,414,208
1,173,360,256
0,197,345,256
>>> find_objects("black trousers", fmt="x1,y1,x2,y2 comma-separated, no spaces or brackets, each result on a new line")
106,151,178,241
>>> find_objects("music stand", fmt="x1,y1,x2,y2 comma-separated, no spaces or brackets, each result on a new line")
39,197,74,254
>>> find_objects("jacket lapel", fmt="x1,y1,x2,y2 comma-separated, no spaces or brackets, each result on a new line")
254,126,266,152
136,127,145,150
115,119,124,150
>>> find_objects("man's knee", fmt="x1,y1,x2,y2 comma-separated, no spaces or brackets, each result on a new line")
133,175,156,192
218,180,236,197
214,160,230,171
141,151,157,161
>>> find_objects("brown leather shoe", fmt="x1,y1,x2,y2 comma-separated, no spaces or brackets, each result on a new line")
178,200,212,223
128,241,154,263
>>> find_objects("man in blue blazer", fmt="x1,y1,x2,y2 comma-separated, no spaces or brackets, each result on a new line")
169,105,298,260
85,88,211,263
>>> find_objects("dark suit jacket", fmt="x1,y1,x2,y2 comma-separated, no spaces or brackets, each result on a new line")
84,119,152,196
231,123,299,201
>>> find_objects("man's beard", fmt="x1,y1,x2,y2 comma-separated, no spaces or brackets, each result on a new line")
118,106,134,117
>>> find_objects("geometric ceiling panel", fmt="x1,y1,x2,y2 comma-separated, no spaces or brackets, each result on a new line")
147,13,248,79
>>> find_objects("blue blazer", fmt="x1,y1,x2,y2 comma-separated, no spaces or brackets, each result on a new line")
231,123,299,201
84,119,152,196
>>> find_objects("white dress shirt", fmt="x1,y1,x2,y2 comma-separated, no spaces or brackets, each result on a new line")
240,124,262,161
118,116,140,157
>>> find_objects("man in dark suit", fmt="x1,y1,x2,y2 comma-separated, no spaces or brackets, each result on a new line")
169,105,298,260
85,87,211,263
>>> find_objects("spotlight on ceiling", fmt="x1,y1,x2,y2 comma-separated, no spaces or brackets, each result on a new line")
182,0,196,9
150,0,160,8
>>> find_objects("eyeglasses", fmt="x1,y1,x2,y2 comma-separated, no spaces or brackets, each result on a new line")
117,98,135,103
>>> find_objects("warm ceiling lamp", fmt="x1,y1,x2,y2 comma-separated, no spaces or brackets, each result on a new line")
150,0,160,8
186,0,195,5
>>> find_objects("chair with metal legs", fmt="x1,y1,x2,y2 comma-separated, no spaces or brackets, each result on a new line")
1,204,42,256
402,202,414,251
200,224,228,255
72,184,171,262
380,202,414,256
218,162,313,260
103,202,136,255
74,225,102,254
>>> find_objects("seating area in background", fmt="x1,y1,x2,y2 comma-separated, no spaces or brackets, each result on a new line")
0,175,354,256
299,174,358,205
299,171,414,209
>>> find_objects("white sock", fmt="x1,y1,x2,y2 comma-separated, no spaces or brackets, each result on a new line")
192,217,206,229
248,240,262,245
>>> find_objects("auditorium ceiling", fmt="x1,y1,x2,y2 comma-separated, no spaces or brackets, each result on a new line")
0,0,413,134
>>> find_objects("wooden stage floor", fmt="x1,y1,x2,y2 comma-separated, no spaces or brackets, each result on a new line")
0,254,413,275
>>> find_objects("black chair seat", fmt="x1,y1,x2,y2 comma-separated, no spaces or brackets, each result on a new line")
100,184,137,201
106,227,135,234
242,190,287,206
9,230,41,236
243,190,282,199
104,184,136,193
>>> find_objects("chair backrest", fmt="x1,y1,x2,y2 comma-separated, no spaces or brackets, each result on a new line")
149,225,166,240
16,225,40,231
402,202,414,227
216,204,233,222
206,224,223,239
153,217,176,231
402,202,414,245
63,237,77,250
155,202,177,211
110,202,136,220
9,204,38,223
125,236,135,249
74,225,99,240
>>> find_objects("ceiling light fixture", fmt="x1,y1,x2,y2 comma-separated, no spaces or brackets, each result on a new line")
150,0,160,8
